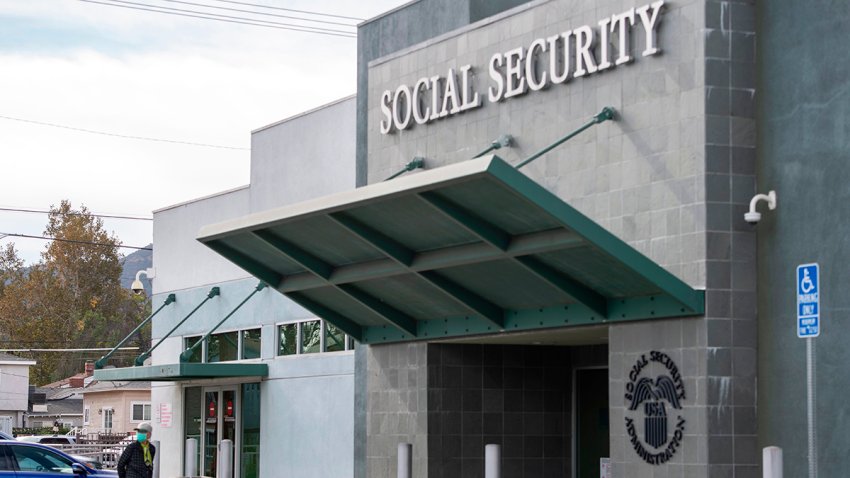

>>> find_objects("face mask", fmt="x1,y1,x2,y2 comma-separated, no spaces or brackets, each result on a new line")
136,432,147,442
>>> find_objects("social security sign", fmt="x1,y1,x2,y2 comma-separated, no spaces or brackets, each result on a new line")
797,263,820,338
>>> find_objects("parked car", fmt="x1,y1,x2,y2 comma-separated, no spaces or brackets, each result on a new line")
17,435,77,445
0,440,117,476
0,432,12,441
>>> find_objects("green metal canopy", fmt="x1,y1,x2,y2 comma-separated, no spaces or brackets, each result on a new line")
198,155,704,344
93,363,268,382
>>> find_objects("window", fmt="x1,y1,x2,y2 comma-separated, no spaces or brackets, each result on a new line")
301,320,321,354
207,331,239,363
324,322,346,352
83,407,90,425
241,329,262,360
184,336,203,363
278,323,297,356
10,444,73,474
103,408,113,430
277,319,354,356
131,402,152,422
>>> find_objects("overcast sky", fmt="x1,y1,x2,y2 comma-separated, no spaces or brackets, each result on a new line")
0,0,406,264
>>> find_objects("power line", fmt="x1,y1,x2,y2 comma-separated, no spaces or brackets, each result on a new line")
0,348,140,353
0,207,152,221
209,0,364,21
79,0,357,37
0,114,249,150
158,0,358,27
0,232,152,251
101,0,356,34
102,0,356,36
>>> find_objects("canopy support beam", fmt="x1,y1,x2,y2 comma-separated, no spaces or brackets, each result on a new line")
419,192,609,318
328,213,505,329
252,230,417,337
285,292,363,341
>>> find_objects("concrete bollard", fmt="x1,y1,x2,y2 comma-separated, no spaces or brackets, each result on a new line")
763,446,783,478
218,439,234,478
397,443,412,478
485,444,501,478
185,438,199,477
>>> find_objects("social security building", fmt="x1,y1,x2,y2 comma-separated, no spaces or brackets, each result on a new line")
95,0,850,477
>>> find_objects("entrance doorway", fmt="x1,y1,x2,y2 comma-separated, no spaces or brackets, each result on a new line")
574,368,610,478
203,386,239,477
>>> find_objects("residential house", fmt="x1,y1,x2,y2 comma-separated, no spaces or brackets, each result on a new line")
0,353,36,431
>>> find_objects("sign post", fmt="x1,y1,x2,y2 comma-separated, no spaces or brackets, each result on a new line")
797,263,819,478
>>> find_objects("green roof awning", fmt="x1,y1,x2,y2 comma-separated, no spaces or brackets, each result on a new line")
93,363,268,382
198,156,704,344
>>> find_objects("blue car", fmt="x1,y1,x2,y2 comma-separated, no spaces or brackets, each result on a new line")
0,440,117,477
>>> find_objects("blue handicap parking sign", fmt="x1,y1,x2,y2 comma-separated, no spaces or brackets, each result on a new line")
797,263,820,338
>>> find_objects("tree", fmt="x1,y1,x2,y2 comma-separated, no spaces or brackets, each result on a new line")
0,201,149,384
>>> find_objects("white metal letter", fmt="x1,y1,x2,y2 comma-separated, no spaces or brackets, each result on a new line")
611,8,635,65
393,85,413,131
573,25,598,77
637,1,664,56
548,32,572,84
379,89,393,135
459,64,482,111
412,77,431,125
429,76,441,121
504,47,527,98
525,38,549,91
597,17,613,70
488,53,505,103
440,68,462,117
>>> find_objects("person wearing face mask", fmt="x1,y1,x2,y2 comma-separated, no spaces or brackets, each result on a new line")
117,421,156,478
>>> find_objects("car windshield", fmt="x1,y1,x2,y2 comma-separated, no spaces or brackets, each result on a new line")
11,444,74,474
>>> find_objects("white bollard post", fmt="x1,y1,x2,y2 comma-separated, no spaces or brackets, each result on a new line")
763,446,783,478
185,438,199,477
397,443,412,478
485,444,501,478
152,440,160,478
218,439,234,478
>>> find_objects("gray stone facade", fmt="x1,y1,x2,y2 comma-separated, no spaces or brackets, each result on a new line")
360,0,757,476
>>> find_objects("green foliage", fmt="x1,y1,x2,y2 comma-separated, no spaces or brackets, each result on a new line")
0,200,150,384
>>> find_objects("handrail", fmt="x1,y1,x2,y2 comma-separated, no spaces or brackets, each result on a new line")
95,294,176,370
514,107,615,170
179,282,266,363
134,287,220,366
472,134,513,158
385,157,425,181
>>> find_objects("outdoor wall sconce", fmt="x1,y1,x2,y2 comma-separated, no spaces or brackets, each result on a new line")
745,190,777,225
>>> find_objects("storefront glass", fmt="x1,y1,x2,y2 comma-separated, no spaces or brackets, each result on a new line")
241,383,261,478
184,387,202,474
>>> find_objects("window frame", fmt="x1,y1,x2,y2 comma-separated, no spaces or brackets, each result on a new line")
83,406,90,426
102,407,114,430
184,335,206,364
206,329,241,363
130,401,152,422
240,328,262,360
9,443,73,473
275,319,352,357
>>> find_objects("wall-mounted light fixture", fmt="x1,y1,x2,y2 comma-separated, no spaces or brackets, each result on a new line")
131,268,155,295
745,190,777,225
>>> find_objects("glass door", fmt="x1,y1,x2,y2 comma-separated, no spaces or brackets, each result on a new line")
574,368,610,478
202,386,239,477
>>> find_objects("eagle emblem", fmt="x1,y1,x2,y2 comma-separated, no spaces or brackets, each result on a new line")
628,375,682,448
